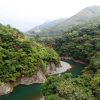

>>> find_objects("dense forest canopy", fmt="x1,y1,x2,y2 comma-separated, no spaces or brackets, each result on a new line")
42,23,100,100
0,24,60,82
54,24,100,62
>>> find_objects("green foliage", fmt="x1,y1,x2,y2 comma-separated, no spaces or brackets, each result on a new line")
43,73,94,100
45,94,58,100
42,23,100,100
0,24,60,82
90,53,100,70
54,24,100,62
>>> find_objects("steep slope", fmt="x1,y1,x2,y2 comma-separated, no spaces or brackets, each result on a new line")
0,24,61,95
27,5,100,36
0,24,60,83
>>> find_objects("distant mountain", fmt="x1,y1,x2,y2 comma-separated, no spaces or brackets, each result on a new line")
57,6,100,27
27,18,66,35
27,6,100,36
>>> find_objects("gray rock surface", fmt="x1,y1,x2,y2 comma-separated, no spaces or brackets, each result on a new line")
0,61,70,96
18,70,46,85
0,83,13,95
47,61,71,75
0,70,46,96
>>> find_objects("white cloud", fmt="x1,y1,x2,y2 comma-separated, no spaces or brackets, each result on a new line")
0,0,100,31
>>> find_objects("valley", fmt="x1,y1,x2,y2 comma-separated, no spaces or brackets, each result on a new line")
0,5,100,100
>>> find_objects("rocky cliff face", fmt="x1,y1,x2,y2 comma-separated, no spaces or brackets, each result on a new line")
0,62,58,96
0,83,13,96
17,70,46,85
46,62,61,74
0,70,46,96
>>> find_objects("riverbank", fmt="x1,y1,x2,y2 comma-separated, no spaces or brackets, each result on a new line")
61,57,86,64
48,61,71,75
0,61,71,96
0,70,46,96
0,60,85,100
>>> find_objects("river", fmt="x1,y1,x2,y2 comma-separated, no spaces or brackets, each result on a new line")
0,60,85,100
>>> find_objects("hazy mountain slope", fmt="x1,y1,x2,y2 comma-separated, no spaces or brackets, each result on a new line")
27,18,66,35
57,6,100,27
28,6,100,36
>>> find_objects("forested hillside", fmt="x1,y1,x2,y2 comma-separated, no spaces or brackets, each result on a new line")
0,24,60,82
28,6,100,37
42,23,100,100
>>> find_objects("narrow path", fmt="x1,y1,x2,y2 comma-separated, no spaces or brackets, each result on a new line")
48,61,71,75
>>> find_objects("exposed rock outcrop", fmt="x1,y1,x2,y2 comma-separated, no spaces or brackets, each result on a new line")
46,61,71,75
0,61,70,96
18,70,46,85
0,83,13,96
0,70,46,96
46,62,57,74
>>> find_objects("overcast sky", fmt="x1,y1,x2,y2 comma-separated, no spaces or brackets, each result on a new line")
0,0,100,31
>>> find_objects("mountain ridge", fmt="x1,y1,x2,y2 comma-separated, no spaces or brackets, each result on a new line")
27,5,100,36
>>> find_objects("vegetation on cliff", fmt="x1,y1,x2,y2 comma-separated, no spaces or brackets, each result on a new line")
0,24,60,82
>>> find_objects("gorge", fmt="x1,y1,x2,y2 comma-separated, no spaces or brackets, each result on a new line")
0,60,85,100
